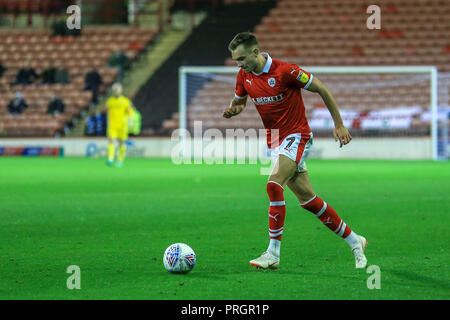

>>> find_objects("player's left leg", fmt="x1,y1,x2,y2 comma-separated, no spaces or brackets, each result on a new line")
287,171,368,268
116,139,127,167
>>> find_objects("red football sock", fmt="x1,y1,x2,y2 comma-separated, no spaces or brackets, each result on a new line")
301,195,351,238
267,181,286,241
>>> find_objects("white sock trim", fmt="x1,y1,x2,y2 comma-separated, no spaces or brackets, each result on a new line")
269,231,283,238
300,195,316,206
333,220,343,233
316,202,327,217
268,180,284,190
338,222,347,237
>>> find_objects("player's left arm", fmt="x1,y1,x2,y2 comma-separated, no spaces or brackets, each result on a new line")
306,76,352,148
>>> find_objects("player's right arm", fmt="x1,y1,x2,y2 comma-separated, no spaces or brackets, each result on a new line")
223,69,248,118
223,96,247,118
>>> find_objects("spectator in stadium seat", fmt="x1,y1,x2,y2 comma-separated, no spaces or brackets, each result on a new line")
108,45,131,80
84,68,103,104
11,61,39,86
8,92,28,115
54,61,70,84
51,20,66,37
51,19,81,37
40,62,57,84
47,94,66,115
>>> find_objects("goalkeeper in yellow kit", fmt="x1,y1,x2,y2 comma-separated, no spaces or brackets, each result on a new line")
104,83,134,167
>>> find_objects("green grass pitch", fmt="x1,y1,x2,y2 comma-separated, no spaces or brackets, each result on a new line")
0,157,449,300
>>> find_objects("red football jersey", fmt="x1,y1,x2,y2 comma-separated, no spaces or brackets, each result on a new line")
234,53,313,148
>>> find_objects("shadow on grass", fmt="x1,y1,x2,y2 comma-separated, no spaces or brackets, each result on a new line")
383,268,450,291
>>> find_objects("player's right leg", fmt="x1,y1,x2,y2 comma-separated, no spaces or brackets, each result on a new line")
249,154,297,270
107,126,117,166
287,171,368,269
116,139,126,167
116,126,129,167
107,138,116,166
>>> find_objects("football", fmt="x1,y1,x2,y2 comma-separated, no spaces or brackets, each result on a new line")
163,243,196,274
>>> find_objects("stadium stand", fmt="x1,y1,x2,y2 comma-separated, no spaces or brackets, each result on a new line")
0,26,156,136
1,0,448,138
161,0,450,137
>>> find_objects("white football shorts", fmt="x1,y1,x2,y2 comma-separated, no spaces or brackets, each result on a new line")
270,132,313,173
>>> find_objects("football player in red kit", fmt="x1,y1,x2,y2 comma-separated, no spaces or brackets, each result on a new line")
223,32,368,270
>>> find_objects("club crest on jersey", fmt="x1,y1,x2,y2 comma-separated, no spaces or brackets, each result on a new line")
296,71,309,84
268,77,276,87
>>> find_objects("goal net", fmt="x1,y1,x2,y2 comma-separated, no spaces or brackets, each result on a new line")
176,66,447,161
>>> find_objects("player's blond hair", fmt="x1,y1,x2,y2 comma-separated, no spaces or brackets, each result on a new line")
228,32,259,52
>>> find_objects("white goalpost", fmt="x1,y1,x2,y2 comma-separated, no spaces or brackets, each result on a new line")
179,65,443,161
